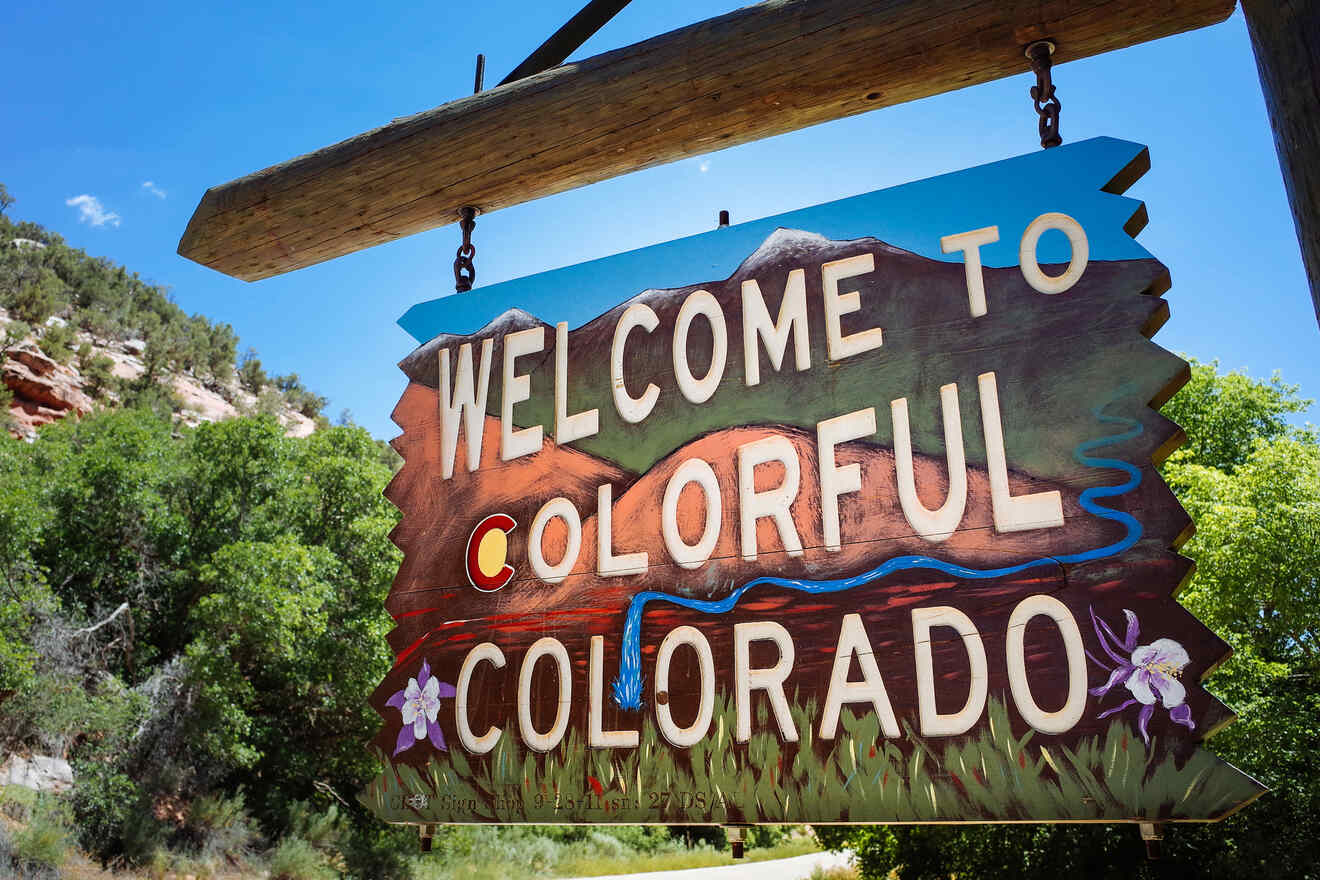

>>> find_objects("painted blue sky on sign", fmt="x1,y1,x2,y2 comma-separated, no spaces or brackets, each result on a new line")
400,137,1151,342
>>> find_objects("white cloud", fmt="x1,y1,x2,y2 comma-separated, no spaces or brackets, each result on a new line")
141,180,167,199
65,194,121,228
699,160,711,173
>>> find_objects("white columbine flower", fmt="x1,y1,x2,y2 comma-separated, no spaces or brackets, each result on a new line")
386,659,456,755
1088,608,1196,744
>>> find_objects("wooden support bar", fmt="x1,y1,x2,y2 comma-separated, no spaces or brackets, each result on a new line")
1241,0,1320,329
178,0,1234,282
498,0,634,87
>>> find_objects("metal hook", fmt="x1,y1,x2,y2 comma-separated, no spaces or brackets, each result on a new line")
453,206,478,293
1026,40,1062,149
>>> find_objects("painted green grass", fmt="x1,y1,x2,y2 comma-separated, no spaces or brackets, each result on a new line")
362,695,1262,826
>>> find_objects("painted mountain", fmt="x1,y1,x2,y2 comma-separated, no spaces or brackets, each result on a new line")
365,168,1263,826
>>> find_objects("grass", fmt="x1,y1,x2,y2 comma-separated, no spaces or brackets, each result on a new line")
408,826,819,880
804,866,860,880
363,694,1264,825
554,835,818,877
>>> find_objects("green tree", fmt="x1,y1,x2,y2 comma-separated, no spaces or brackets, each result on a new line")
3,408,401,860
205,321,238,384
28,408,185,668
1,320,31,353
185,536,339,771
76,342,115,399
0,435,52,693
237,348,267,393
178,422,399,816
820,359,1320,879
273,372,328,419
1,261,65,325
38,321,76,364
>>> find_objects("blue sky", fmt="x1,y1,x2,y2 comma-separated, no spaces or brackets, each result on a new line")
2,2,1315,438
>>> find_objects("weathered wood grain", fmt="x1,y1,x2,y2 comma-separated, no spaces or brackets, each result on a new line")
1241,0,1320,328
178,0,1234,281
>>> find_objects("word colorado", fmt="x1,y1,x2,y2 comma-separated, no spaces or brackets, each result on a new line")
448,596,1088,755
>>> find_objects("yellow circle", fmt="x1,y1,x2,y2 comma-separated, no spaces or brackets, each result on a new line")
476,527,508,577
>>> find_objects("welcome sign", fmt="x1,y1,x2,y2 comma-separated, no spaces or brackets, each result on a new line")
364,138,1263,825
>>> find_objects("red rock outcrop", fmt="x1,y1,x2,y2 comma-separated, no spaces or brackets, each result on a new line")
2,314,321,440
3,341,94,437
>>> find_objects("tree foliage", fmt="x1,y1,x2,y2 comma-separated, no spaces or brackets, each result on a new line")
0,406,400,867
819,359,1320,879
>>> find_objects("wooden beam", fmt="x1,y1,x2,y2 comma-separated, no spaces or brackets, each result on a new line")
1241,0,1320,329
179,0,1235,282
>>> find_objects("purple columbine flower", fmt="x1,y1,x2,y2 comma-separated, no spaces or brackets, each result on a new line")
1087,607,1195,745
385,659,456,755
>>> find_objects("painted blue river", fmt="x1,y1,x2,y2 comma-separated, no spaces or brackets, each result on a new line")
610,408,1146,709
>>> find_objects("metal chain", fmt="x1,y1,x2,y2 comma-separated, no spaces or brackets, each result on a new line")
453,206,477,292
451,56,485,294
1026,41,1062,149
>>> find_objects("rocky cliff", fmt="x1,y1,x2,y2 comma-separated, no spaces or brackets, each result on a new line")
1,307,316,440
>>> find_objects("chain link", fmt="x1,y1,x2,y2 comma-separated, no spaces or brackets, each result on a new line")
453,207,478,292
1027,41,1062,149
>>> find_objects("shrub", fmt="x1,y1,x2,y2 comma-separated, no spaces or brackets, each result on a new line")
0,784,41,821
283,799,343,850
118,805,170,867
595,825,676,854
36,322,75,364
268,835,338,880
2,265,63,326
4,668,146,758
9,802,71,871
581,830,627,859
340,821,416,880
255,387,286,417
749,824,795,849
273,373,328,418
76,342,115,398
71,762,140,860
237,349,267,393
144,849,220,880
187,790,261,860
170,853,219,880
1,320,31,352
806,865,860,880
0,824,59,880
145,847,170,880
115,374,181,417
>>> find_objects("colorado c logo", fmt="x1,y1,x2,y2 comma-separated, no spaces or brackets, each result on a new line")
465,513,517,592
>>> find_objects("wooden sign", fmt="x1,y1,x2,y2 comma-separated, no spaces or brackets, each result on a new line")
363,138,1263,826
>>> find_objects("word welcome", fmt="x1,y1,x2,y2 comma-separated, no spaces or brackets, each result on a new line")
437,213,1090,480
